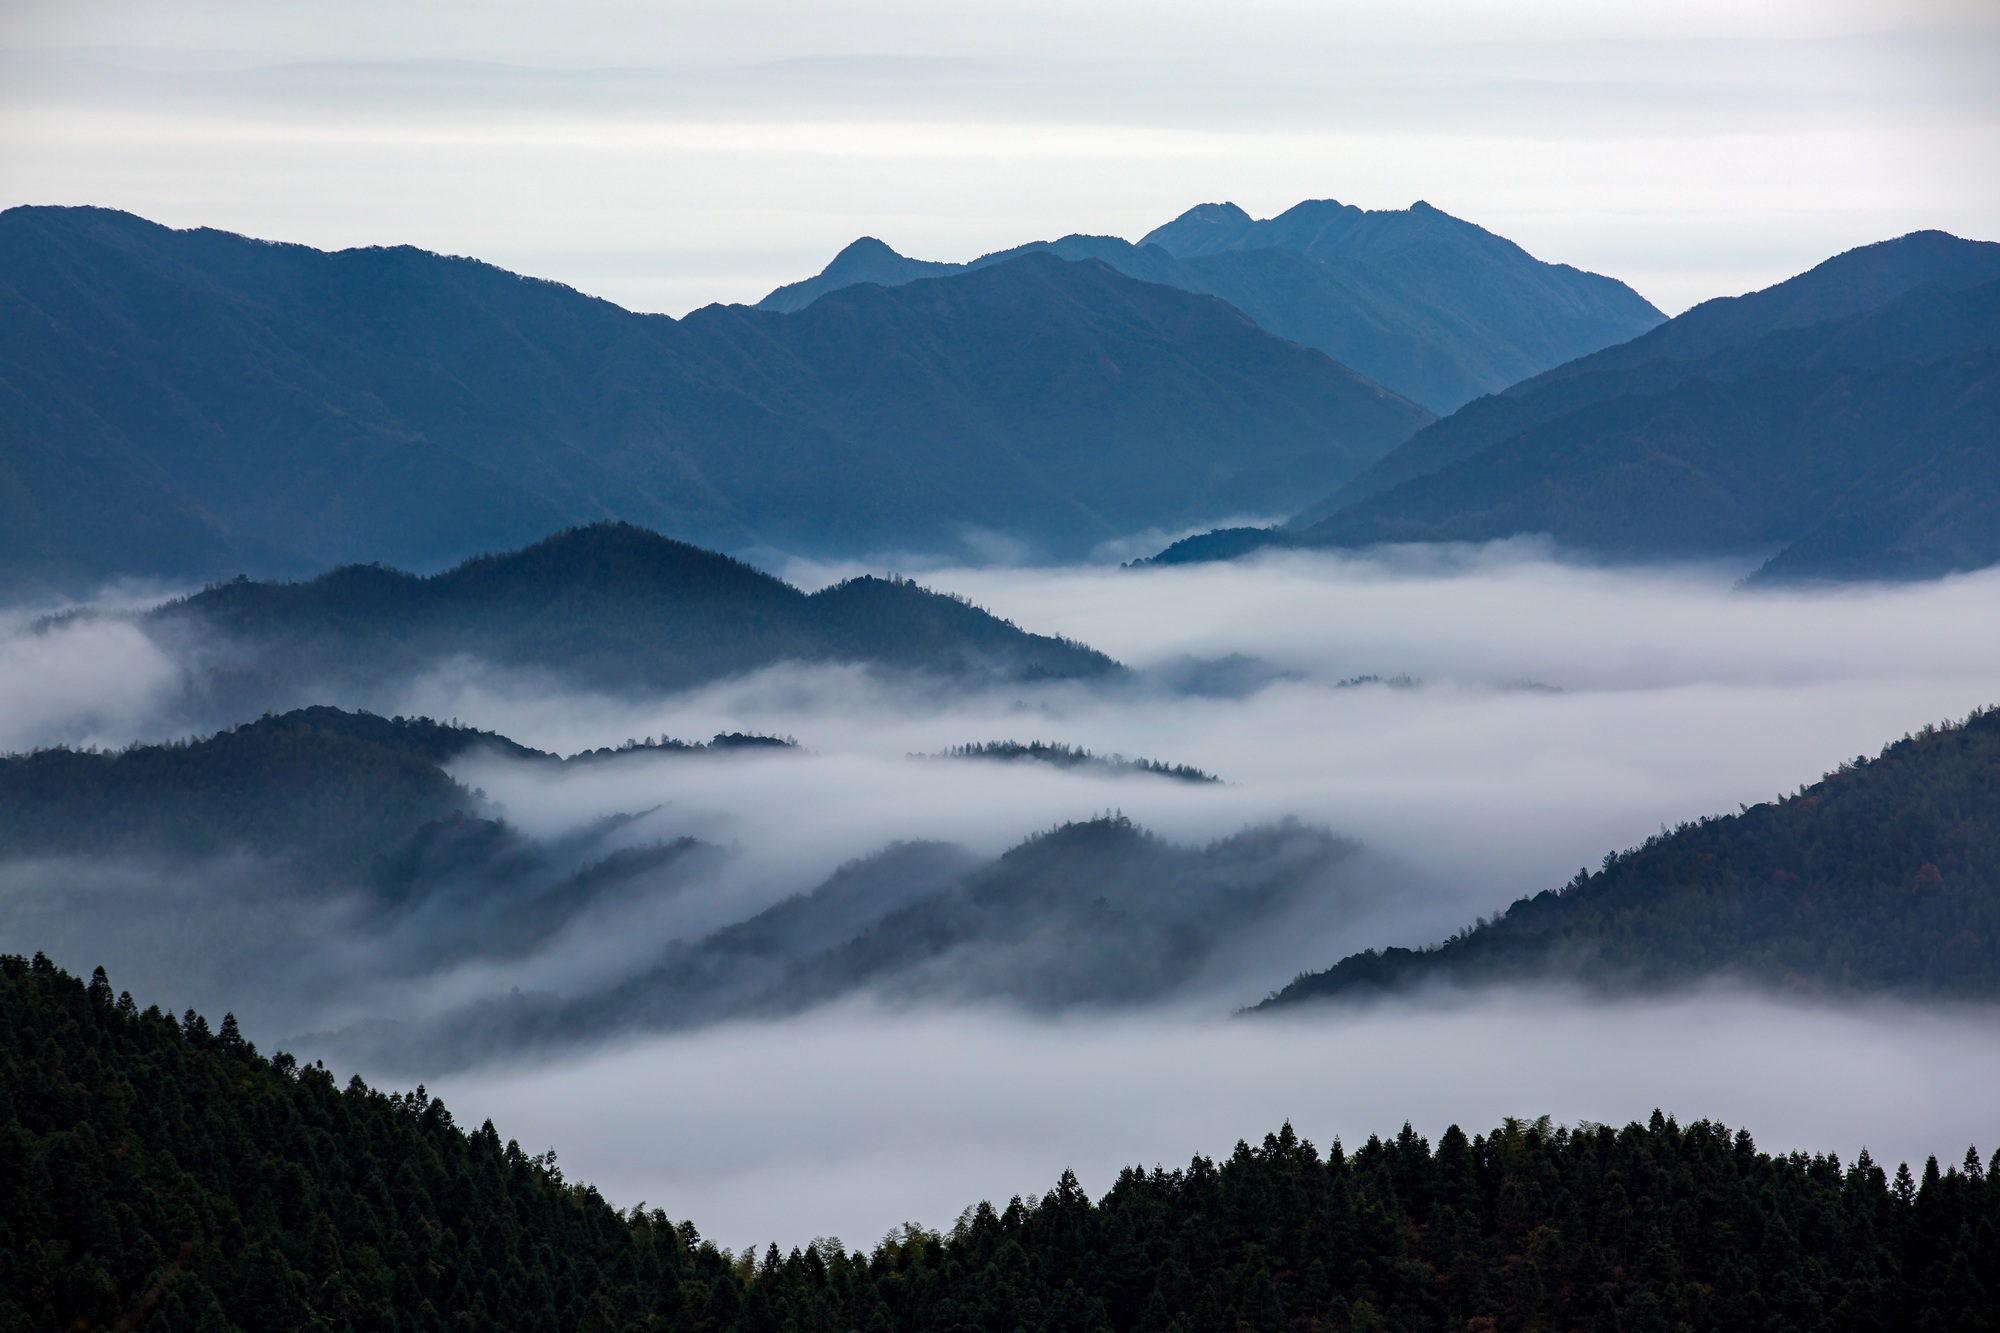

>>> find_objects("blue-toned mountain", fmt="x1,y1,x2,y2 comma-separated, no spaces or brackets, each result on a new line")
1153,230,2000,583
0,206,1428,590
760,199,1664,413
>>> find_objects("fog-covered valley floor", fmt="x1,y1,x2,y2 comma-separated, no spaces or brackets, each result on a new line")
6,542,2000,1251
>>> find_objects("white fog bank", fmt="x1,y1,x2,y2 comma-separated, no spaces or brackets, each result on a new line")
420,548,2000,961
430,989,2000,1255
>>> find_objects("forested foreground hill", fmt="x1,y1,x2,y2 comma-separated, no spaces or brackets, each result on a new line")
8,956,1999,1332
1262,708,2000,1008
138,522,1116,716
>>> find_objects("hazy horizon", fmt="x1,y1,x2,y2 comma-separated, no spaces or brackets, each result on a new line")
4,0,1996,317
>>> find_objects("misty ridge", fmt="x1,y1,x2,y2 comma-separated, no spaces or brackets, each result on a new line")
0,701,1366,1062
921,740,1220,784
329,815,1359,1074
1260,705,2000,1010
66,522,1121,733
11,548,2000,1078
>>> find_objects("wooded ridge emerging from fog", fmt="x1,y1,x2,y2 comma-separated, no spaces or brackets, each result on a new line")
128,522,1117,723
7,952,1996,1332
1262,706,2000,1008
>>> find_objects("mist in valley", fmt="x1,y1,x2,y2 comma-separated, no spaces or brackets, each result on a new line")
4,543,1999,1247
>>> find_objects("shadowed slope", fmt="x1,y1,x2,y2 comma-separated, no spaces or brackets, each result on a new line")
1260,707,2000,1008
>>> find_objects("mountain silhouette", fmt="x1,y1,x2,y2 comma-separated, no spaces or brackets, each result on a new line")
0,206,1430,591
759,199,1664,412
139,522,1119,720
1152,230,2000,582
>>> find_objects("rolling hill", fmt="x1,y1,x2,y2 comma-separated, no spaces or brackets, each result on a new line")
1259,705,2000,1009
1153,230,2000,581
0,206,1429,591
137,522,1118,719
761,199,1665,414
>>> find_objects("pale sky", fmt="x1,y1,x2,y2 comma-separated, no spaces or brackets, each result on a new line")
2,0,1996,315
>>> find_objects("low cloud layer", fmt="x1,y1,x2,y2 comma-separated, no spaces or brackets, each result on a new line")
5,545,1999,1229
430,989,2000,1255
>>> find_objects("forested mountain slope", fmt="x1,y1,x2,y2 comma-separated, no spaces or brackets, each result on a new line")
7,953,1997,1331
1261,707,2000,1008
1152,231,2000,581
760,199,1663,413
0,206,1427,589
139,522,1117,717
0,707,515,873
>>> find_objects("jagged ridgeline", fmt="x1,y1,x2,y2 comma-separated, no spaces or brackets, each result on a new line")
1262,707,2000,1008
0,206,1434,588
8,955,1998,1332
133,522,1118,717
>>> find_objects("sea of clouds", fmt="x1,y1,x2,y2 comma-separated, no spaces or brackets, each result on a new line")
5,541,1999,1250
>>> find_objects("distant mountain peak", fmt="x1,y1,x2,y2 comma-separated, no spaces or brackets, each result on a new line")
1138,201,1257,257
826,235,907,269
755,236,957,312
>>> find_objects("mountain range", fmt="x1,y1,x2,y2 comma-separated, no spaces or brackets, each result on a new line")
127,522,1116,723
1260,705,2000,1009
762,199,1665,414
0,205,1432,590
1156,230,2000,581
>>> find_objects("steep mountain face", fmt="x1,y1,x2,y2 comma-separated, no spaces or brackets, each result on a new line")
760,200,1664,414
138,523,1118,720
1155,231,2000,581
0,207,1428,590
1260,707,2000,1008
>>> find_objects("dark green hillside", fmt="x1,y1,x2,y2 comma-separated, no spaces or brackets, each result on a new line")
0,952,724,1332
0,206,1428,588
0,707,523,873
146,522,1117,711
1262,707,2000,1009
7,953,1999,1332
